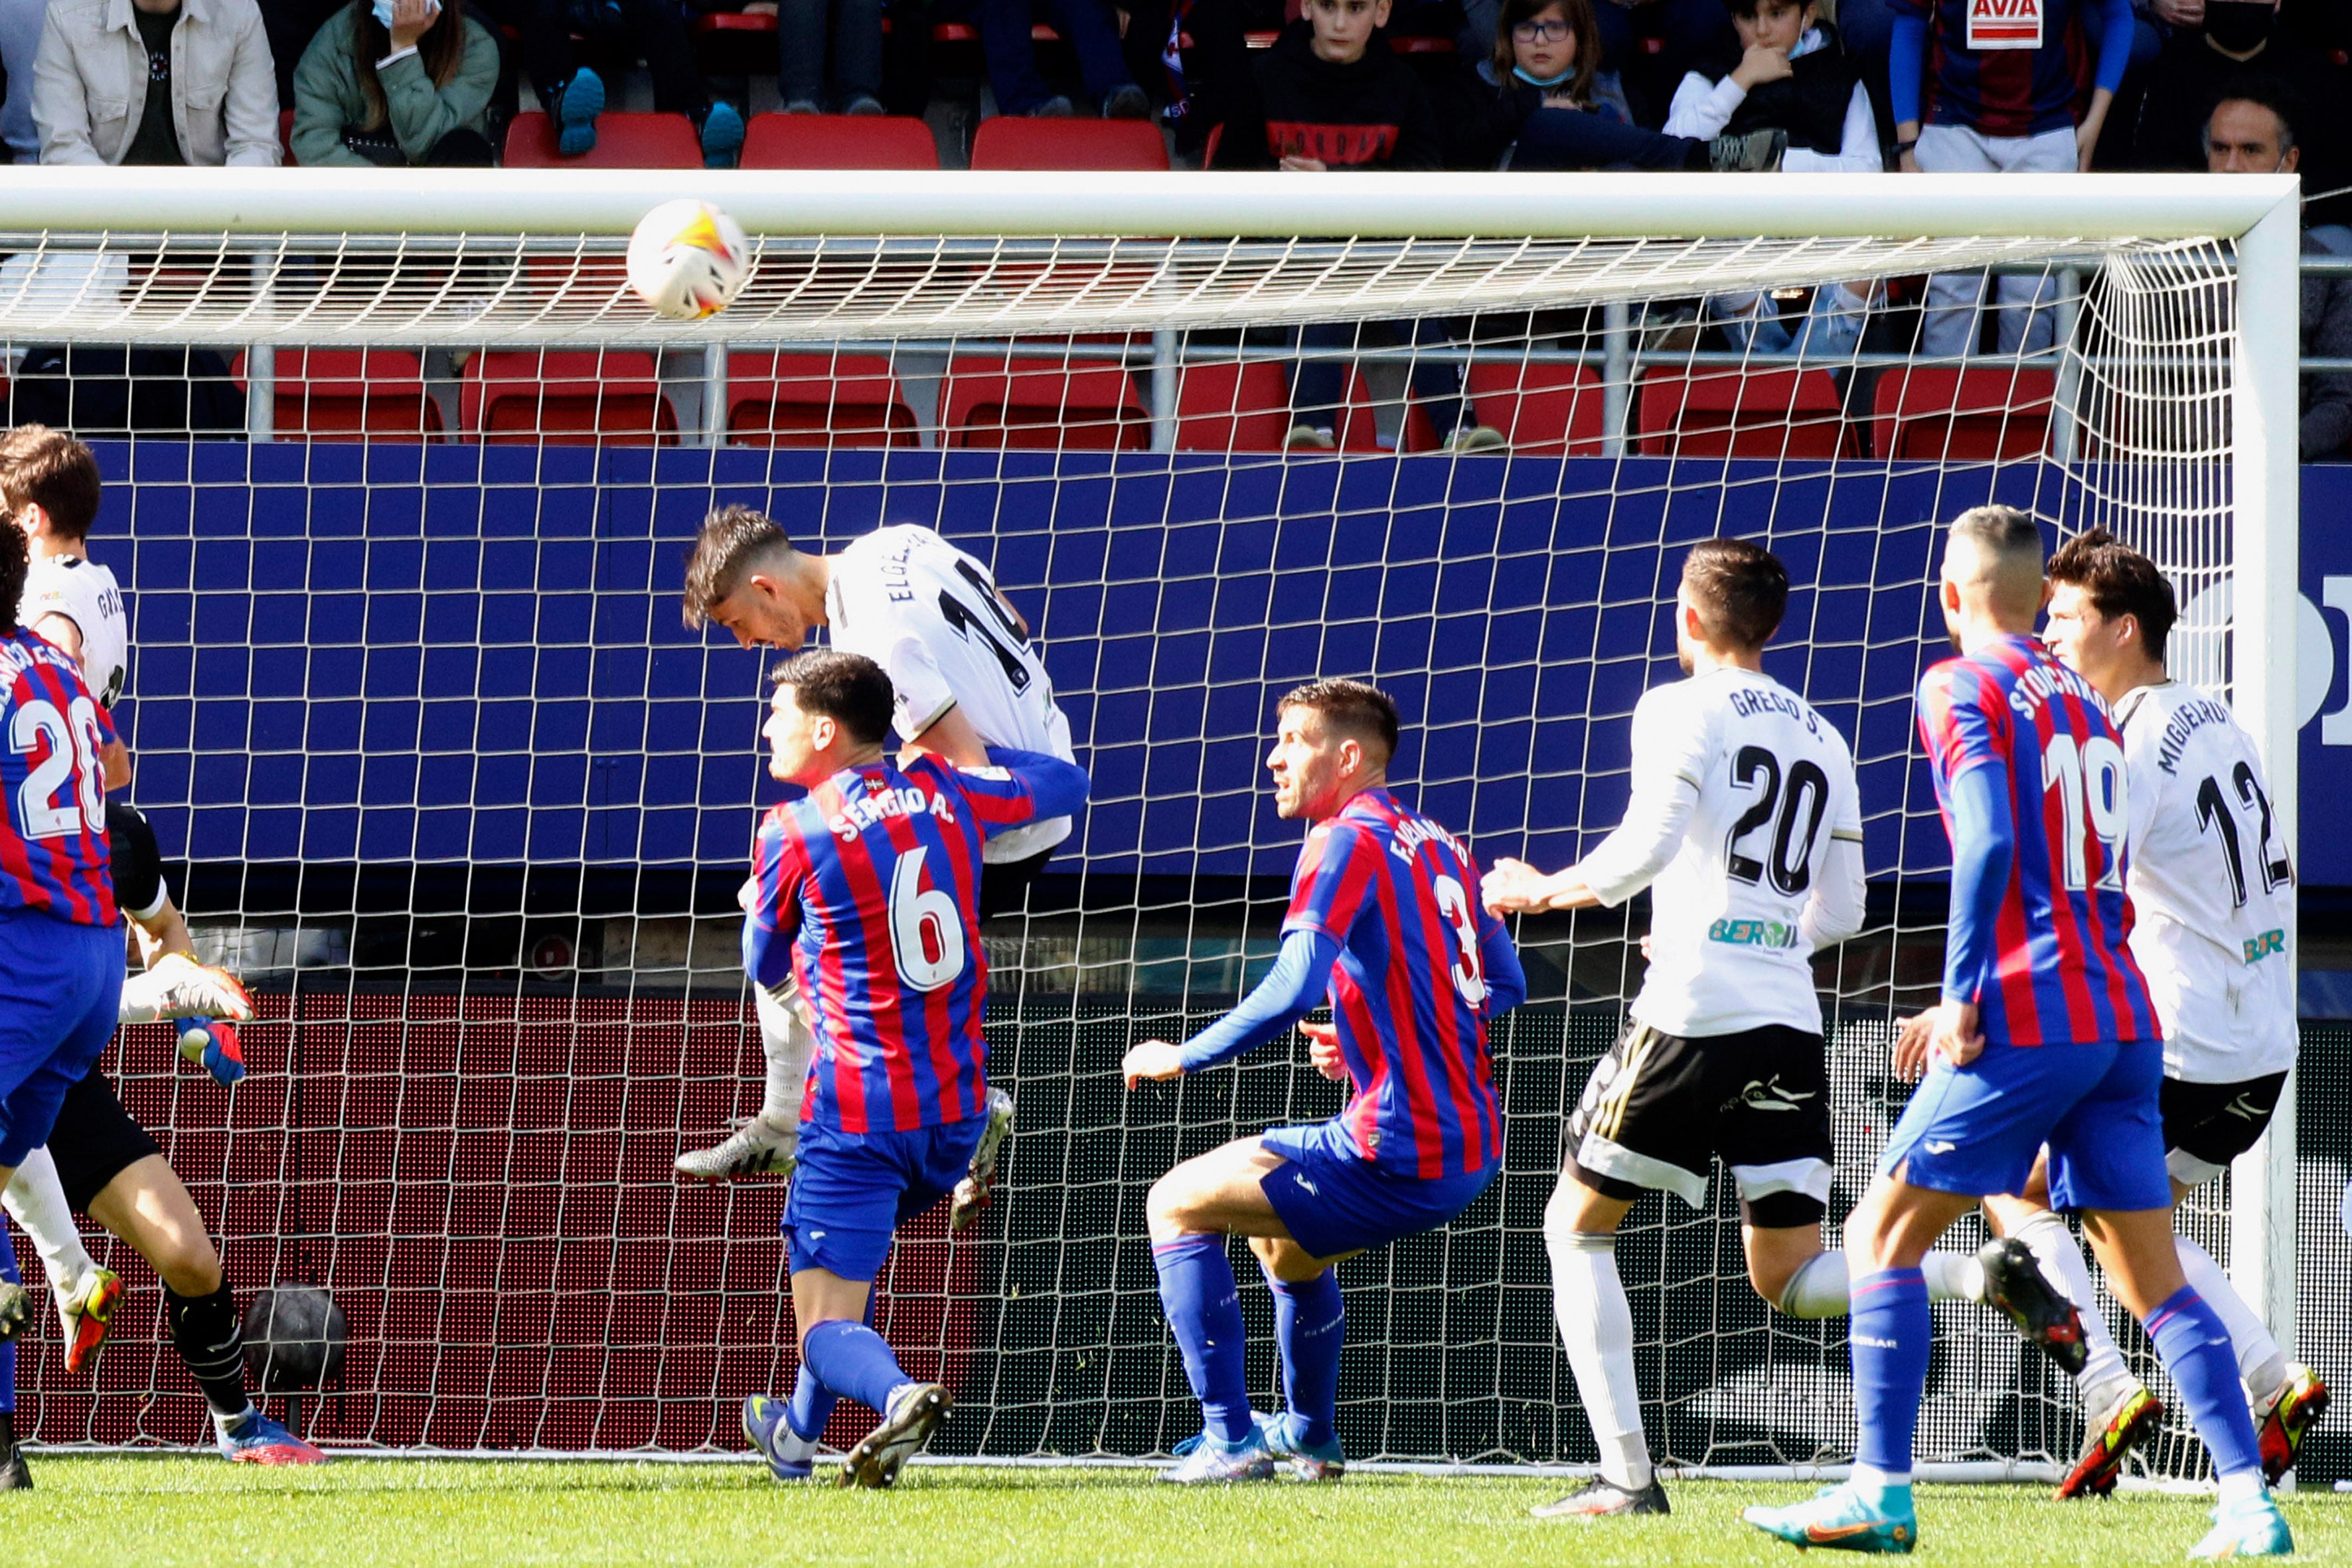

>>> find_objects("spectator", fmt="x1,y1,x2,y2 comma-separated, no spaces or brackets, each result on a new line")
1439,0,1786,171
935,0,1148,118
260,0,344,101
775,0,882,113
35,0,280,164
1593,0,1735,125
0,0,37,159
1121,0,1252,159
495,0,743,163
2133,0,2346,227
1664,0,1878,353
1891,0,2134,356
291,0,498,163
2202,86,2351,458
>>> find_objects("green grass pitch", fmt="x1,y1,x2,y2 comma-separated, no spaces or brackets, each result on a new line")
9,1460,2347,1566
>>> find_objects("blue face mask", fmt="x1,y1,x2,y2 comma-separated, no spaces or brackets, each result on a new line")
1512,64,1574,88
370,0,397,27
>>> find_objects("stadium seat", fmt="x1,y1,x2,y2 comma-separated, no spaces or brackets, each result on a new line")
1464,359,1604,454
460,351,678,444
940,354,1146,448
740,112,939,169
232,349,443,441
692,9,776,71
1332,366,1439,452
727,352,918,446
1175,361,1292,451
1634,367,1850,459
501,112,704,168
1870,366,2057,462
967,116,1169,171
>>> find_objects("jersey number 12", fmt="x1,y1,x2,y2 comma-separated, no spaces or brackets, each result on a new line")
2195,762,2291,908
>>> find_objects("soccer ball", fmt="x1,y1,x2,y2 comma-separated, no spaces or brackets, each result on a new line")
243,1283,348,1393
627,198,751,321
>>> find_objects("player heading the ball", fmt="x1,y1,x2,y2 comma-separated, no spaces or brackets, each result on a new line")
1743,506,2290,1559
1123,680,1524,1484
1482,538,2071,1521
733,651,1088,1489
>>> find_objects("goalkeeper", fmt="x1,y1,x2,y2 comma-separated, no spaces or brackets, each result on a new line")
0,801,325,1465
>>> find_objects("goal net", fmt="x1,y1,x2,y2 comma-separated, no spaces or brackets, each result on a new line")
7,167,2319,1482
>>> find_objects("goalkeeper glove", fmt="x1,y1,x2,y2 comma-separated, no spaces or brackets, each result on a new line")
120,953,254,1024
177,1018,245,1087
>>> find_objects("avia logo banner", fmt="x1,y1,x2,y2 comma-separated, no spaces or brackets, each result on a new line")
1966,0,2042,50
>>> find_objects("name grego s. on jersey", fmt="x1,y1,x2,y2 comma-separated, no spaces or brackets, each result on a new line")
1581,668,1864,1038
22,556,127,706
2113,681,2296,1083
823,525,1077,864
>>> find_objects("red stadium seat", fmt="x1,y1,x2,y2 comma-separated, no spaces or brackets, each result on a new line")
279,108,295,161
968,116,1169,171
461,351,678,444
1175,361,1291,451
1464,359,1603,454
1332,366,1438,452
1634,367,1849,459
1870,366,2056,461
940,354,1146,448
501,111,704,168
740,112,939,169
232,349,443,441
727,353,918,447
692,9,776,71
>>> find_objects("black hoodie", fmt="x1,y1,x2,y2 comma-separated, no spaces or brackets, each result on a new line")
1211,18,1443,169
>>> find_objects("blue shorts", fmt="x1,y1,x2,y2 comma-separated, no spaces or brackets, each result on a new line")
1879,1037,2169,1213
1258,1121,1498,1261
0,908,123,1168
781,1116,987,1283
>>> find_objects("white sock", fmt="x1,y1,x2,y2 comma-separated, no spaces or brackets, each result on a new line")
1774,1250,1982,1320
755,983,817,1131
2174,1235,2290,1407
1545,1193,1652,1492
2012,1213,2134,1410
2,1148,94,1296
1853,1462,1911,1494
2218,1470,2269,1507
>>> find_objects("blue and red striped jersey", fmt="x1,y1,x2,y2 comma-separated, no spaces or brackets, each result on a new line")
1283,788,1506,1180
742,748,1088,1135
0,629,115,927
1915,635,2157,1047
1890,0,2090,137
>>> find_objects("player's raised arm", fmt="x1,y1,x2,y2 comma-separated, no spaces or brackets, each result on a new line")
949,745,1091,836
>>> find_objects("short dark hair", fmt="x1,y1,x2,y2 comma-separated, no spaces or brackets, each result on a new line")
1949,503,2045,562
2047,526,2177,662
0,425,101,542
1279,678,1401,765
682,505,795,629
2205,74,2300,156
770,650,894,745
1680,537,1788,651
0,502,26,636
1721,0,1812,22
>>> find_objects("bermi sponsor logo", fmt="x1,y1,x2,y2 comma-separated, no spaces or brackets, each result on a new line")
1709,917,1799,949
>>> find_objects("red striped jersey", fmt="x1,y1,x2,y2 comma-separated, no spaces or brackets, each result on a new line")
1283,788,1506,1180
1915,634,2157,1047
1891,0,2090,137
0,629,116,927
742,751,1085,1134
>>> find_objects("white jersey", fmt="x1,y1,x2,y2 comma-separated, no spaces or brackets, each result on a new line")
824,524,1076,863
2113,681,2296,1084
22,554,127,706
1580,667,1865,1039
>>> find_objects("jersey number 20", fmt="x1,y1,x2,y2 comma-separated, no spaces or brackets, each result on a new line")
890,846,968,992
11,695,105,840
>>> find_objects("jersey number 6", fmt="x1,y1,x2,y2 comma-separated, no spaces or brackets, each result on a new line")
10,694,106,840
890,846,969,992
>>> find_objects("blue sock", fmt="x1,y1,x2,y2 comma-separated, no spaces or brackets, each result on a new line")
1267,1269,1342,1449
785,1364,835,1443
1153,1235,1253,1444
1849,1268,1930,1478
801,1319,912,1417
2146,1285,2264,1482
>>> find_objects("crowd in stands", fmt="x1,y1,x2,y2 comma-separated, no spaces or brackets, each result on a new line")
0,0,2335,451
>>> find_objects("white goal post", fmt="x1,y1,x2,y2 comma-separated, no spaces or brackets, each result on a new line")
0,165,2306,1470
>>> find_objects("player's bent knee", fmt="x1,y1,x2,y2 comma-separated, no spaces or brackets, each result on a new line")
1543,1171,1628,1241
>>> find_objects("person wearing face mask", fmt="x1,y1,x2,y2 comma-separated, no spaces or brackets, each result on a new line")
2133,0,2347,227
289,0,497,164
33,0,278,164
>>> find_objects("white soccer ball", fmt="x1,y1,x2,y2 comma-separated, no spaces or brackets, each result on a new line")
627,198,751,321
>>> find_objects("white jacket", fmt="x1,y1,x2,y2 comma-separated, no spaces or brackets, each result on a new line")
35,0,279,166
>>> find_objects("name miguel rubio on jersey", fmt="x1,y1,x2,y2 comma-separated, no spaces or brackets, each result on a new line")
1581,667,1865,1040
0,628,116,926
2112,680,2296,1083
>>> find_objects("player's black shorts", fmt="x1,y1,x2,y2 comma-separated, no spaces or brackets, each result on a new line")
48,1067,163,1213
1566,1020,1834,1227
2160,1071,2288,1188
979,846,1056,923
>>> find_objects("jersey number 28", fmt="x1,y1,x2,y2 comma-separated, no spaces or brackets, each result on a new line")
889,846,969,992
11,695,106,840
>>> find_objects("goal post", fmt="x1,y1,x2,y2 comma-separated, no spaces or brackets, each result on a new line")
0,165,2308,1473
